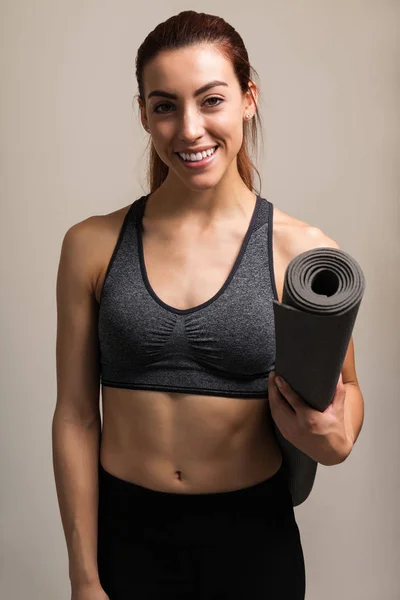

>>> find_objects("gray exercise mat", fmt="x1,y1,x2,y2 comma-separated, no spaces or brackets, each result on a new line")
271,247,366,506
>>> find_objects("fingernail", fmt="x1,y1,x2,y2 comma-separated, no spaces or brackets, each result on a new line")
276,376,283,387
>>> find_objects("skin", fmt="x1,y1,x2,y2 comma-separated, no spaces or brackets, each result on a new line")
58,43,362,498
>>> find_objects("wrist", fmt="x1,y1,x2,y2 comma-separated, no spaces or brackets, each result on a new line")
69,569,101,590
70,581,105,600
319,432,354,466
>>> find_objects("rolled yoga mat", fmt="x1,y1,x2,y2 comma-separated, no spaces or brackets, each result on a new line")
271,247,366,506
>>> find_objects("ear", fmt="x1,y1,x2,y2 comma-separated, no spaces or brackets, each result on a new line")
137,96,149,132
246,81,258,113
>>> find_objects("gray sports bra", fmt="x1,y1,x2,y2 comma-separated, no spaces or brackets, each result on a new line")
98,193,278,398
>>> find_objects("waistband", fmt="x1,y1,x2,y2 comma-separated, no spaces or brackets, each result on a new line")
97,459,294,546
98,459,295,546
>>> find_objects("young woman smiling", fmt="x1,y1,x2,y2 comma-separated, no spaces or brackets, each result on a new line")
53,9,362,600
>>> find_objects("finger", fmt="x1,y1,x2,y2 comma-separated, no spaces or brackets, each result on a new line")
275,376,299,413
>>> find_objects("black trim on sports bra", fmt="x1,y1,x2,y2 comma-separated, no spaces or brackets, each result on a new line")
97,200,137,308
267,200,279,302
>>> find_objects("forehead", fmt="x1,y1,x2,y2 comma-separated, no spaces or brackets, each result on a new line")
143,44,237,94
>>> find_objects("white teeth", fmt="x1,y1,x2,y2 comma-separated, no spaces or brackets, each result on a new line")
179,146,217,162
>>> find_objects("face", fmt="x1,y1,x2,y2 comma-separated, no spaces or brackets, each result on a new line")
139,44,257,191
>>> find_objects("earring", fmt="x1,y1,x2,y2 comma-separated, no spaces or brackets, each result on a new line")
245,113,251,119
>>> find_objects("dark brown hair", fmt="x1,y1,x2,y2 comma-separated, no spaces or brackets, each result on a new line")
135,10,263,195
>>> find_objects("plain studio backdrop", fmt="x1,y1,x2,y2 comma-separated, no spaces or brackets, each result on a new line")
1,1,399,599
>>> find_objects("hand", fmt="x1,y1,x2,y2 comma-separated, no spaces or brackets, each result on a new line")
71,582,110,600
267,370,353,466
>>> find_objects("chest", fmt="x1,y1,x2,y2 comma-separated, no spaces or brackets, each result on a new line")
95,204,290,309
138,227,285,312
143,231,267,311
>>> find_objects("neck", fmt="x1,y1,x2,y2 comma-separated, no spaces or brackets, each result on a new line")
146,170,256,222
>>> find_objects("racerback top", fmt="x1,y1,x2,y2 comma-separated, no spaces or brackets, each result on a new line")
98,194,279,398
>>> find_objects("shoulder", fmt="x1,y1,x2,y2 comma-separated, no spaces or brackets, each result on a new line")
61,203,132,293
270,204,340,302
272,204,340,262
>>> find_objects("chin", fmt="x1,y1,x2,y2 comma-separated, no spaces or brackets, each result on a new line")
179,177,222,192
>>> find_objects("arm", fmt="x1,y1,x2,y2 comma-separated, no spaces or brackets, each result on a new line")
52,219,103,591
340,334,364,447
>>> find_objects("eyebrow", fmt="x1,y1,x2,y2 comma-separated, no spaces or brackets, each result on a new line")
147,80,228,100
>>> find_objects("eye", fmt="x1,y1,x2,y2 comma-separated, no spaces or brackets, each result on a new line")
153,97,224,114
204,97,223,107
153,103,172,114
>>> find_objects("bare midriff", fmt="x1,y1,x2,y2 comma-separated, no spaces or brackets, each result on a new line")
99,386,283,494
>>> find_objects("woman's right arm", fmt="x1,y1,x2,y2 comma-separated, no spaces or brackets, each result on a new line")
52,219,107,598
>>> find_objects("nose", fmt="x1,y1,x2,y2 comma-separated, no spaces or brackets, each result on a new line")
177,106,205,144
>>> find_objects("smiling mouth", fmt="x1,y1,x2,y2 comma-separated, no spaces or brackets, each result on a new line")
175,145,220,165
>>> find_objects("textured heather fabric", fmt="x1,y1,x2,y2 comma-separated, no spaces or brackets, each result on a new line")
98,194,278,399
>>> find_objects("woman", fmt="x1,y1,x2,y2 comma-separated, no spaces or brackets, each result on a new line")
53,10,360,600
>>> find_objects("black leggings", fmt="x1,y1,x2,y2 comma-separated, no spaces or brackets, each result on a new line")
97,459,306,599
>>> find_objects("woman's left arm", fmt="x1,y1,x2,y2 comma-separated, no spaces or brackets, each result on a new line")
339,335,364,447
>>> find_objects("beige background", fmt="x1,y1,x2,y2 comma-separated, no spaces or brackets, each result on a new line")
1,1,399,599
